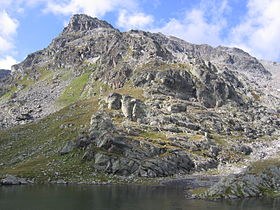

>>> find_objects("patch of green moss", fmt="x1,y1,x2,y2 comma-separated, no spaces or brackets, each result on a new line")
140,131,167,141
189,134,205,141
116,81,146,101
189,187,209,195
212,134,228,146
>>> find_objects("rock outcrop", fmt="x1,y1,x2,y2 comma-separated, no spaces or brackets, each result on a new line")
197,165,280,199
60,111,194,177
0,175,29,185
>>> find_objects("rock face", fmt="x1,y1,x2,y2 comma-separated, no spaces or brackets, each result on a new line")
0,14,279,185
62,14,114,34
64,111,194,177
198,165,280,199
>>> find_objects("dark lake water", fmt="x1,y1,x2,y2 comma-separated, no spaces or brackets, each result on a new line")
0,184,280,210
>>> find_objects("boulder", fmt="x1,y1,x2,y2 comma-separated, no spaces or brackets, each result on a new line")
106,92,122,110
121,96,146,121
121,95,134,120
60,140,76,155
15,113,33,121
167,103,187,113
1,175,29,185
237,145,253,155
90,111,115,135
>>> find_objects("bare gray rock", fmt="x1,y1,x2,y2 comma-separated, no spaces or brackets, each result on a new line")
1,175,29,185
106,92,122,110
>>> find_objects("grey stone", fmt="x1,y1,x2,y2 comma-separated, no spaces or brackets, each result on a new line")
167,104,187,113
60,140,76,155
1,175,28,185
106,92,122,110
121,96,146,121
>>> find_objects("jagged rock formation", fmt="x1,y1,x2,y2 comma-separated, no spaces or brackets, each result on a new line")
0,14,279,186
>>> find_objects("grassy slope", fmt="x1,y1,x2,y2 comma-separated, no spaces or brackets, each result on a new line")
0,72,157,184
0,98,99,182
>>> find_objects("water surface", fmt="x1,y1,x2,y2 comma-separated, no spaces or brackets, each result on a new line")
0,184,279,210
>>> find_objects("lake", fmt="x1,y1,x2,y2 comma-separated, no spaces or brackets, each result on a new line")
0,184,279,210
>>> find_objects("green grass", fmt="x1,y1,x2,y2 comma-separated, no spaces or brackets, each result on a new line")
18,76,35,87
0,97,100,182
248,159,280,174
189,187,209,195
0,86,17,101
116,81,146,101
56,72,91,107
189,134,205,141
140,131,167,141
83,81,112,97
212,134,228,146
38,68,53,81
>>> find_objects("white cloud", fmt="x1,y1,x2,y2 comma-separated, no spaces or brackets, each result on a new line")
45,0,137,17
0,56,17,70
117,9,154,29
0,11,18,53
0,11,18,36
0,37,14,52
153,1,228,46
0,0,48,8
0,11,18,70
230,0,280,60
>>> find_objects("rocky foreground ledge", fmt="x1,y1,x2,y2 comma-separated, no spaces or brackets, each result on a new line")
0,175,32,185
190,164,280,199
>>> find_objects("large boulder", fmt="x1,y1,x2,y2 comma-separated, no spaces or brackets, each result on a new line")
90,111,115,136
121,95,146,121
167,103,187,113
106,92,122,110
1,175,29,185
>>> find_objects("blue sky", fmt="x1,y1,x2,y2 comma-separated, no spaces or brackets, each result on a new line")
0,0,280,69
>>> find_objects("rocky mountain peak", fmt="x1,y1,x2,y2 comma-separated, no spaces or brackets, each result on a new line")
62,14,114,34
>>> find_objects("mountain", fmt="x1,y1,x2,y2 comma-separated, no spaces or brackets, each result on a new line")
0,14,279,193
0,69,10,79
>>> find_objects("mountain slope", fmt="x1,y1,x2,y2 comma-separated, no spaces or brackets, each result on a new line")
0,14,279,185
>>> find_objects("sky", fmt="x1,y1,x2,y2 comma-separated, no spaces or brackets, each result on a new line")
0,0,280,70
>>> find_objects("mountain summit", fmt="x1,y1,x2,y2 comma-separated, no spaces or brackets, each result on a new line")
62,14,114,34
0,14,279,194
